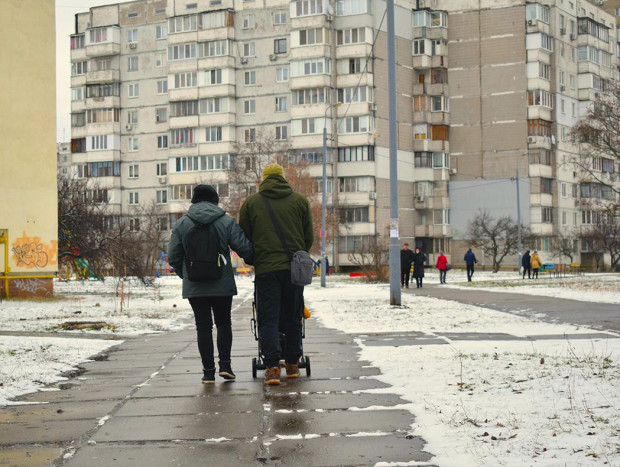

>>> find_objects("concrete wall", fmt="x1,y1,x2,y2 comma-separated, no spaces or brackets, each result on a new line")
0,0,58,296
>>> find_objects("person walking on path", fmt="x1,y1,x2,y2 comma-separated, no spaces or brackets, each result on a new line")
522,250,532,279
464,248,477,282
168,185,253,384
530,250,542,279
436,251,448,284
412,247,427,288
400,243,415,288
239,164,314,386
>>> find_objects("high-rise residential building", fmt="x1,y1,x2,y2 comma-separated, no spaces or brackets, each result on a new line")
1,0,58,298
69,0,620,270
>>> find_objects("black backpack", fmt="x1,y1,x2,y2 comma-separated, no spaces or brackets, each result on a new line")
183,216,224,282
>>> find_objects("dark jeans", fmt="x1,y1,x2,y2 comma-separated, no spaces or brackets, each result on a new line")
415,276,423,288
439,270,447,283
522,267,531,279
532,268,539,278
255,270,304,368
400,269,411,286
188,296,233,370
466,265,475,281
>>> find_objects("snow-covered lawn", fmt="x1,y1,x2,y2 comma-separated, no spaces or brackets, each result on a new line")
305,279,620,466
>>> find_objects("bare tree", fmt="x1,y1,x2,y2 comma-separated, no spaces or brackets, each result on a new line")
580,207,620,271
467,210,529,273
347,235,389,283
551,228,579,264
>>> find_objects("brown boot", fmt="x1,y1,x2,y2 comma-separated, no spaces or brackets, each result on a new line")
285,362,300,379
265,366,281,385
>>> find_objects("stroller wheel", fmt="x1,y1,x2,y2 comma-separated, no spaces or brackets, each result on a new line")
305,356,311,377
252,357,258,379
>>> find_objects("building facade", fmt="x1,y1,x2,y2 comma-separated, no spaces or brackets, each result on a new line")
69,0,620,270
1,0,58,297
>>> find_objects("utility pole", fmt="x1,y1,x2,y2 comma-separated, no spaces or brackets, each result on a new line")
516,167,522,273
321,103,339,287
387,0,400,305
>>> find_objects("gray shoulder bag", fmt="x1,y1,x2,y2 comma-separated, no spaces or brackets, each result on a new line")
261,195,314,286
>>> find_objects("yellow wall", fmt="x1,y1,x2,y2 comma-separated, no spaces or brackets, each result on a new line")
0,0,58,276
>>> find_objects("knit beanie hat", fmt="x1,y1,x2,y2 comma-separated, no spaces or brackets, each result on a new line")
262,163,285,181
191,184,219,204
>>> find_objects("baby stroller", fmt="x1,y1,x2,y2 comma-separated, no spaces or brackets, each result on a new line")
250,284,311,378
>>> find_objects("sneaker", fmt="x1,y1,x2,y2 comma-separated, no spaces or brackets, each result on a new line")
202,368,215,384
265,366,281,385
285,362,300,379
218,361,236,380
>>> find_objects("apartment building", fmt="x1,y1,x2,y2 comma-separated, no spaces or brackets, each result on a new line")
69,0,620,270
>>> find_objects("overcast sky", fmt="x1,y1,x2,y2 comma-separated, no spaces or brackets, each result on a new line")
56,0,134,142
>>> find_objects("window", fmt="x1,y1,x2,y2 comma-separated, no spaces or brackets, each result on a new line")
244,71,256,85
338,146,374,162
89,27,108,44
70,34,85,50
416,181,434,197
529,150,552,165
205,69,223,85
174,71,197,88
570,74,575,90
200,97,226,114
433,209,450,225
157,135,168,149
274,38,287,54
245,128,256,142
91,189,109,204
71,138,86,153
295,87,329,105
71,113,85,127
527,90,553,108
602,158,615,173
275,96,288,112
315,177,333,193
155,53,164,67
433,152,450,168
157,217,168,232
128,137,139,151
242,42,255,57
169,15,198,33
157,80,168,94
201,10,230,28
127,12,138,18
199,40,230,57
578,17,610,42
128,83,140,98
339,206,369,223
412,10,448,27
294,0,323,16
299,28,329,46
430,95,449,112
528,119,552,137
542,207,553,223
540,178,553,194
336,0,370,15
71,87,85,101
337,86,370,104
290,58,330,76
129,218,140,231
90,135,108,150
431,125,449,140
274,10,287,25
301,118,317,134
71,61,88,76
415,152,433,167
526,3,550,23
339,176,375,192
127,29,138,44
128,56,139,71
156,107,168,123
157,162,167,177
171,128,195,146
338,116,373,134
244,100,256,114
540,33,553,52
87,108,120,123
539,62,550,80
337,27,366,45
205,126,223,142
291,151,327,164
560,98,565,114
156,24,167,40
275,125,288,140
349,58,362,73
561,182,567,198
276,67,289,82
91,58,111,72
412,39,427,56
170,184,194,201
128,164,139,179
339,235,373,253
167,43,197,61
171,101,199,117
431,68,448,84
156,190,168,204
129,192,139,205
81,161,120,178
243,14,255,29
414,124,428,140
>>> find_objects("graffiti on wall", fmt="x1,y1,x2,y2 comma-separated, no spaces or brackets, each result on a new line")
11,278,53,297
11,231,58,269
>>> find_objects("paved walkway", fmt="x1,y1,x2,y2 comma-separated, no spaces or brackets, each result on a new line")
408,284,620,332
0,298,434,466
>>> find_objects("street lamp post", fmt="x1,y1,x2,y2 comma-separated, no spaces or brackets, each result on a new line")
321,103,339,287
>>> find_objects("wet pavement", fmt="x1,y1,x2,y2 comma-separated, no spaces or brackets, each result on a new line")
0,300,434,466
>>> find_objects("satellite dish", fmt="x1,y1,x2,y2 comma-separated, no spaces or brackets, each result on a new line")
326,4,334,16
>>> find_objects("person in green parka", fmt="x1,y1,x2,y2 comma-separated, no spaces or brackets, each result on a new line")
168,184,253,384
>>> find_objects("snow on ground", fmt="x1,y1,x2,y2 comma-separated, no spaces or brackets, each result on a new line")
305,278,620,466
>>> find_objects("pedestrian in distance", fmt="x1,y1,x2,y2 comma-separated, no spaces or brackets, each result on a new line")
464,248,477,282
168,185,253,384
530,250,542,279
239,164,314,386
412,247,427,288
400,243,415,288
436,251,448,284
522,250,532,279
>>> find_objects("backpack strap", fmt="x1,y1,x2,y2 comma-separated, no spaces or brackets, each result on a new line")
260,194,293,261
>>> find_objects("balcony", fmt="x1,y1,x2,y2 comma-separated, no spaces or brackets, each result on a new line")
85,69,120,83
199,113,236,127
198,84,236,99
85,96,120,109
527,106,552,121
289,44,331,61
86,122,120,135
71,100,86,113
337,73,373,88
290,75,331,90
335,43,373,60
412,55,432,69
85,42,120,58
525,18,550,35
413,26,447,40
528,163,553,179
169,87,200,102
197,28,234,44
170,115,199,129
414,196,434,210
413,139,449,152
526,135,551,149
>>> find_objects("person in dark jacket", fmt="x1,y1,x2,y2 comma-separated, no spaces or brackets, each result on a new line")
436,251,448,284
521,250,532,279
239,164,314,385
412,247,427,288
464,248,477,282
168,185,253,384
400,243,415,288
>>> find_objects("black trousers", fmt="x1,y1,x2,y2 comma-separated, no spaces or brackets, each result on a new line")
532,268,539,278
415,276,423,287
400,269,411,286
522,267,531,279
466,265,475,281
439,270,447,283
255,270,304,368
188,296,233,370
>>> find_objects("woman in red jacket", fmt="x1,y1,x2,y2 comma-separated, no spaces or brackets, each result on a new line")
436,251,448,284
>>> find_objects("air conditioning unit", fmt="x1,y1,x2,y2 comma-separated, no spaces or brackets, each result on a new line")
449,168,457,175
560,27,566,35
416,195,425,202
560,85,565,92
527,19,534,26
125,124,132,130
369,191,376,200
527,136,536,143
570,33,577,40
269,54,277,61
158,176,167,184
129,42,137,49
240,57,248,64
574,199,580,207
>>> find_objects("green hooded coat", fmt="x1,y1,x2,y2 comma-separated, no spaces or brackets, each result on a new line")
238,175,314,276
167,201,253,298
